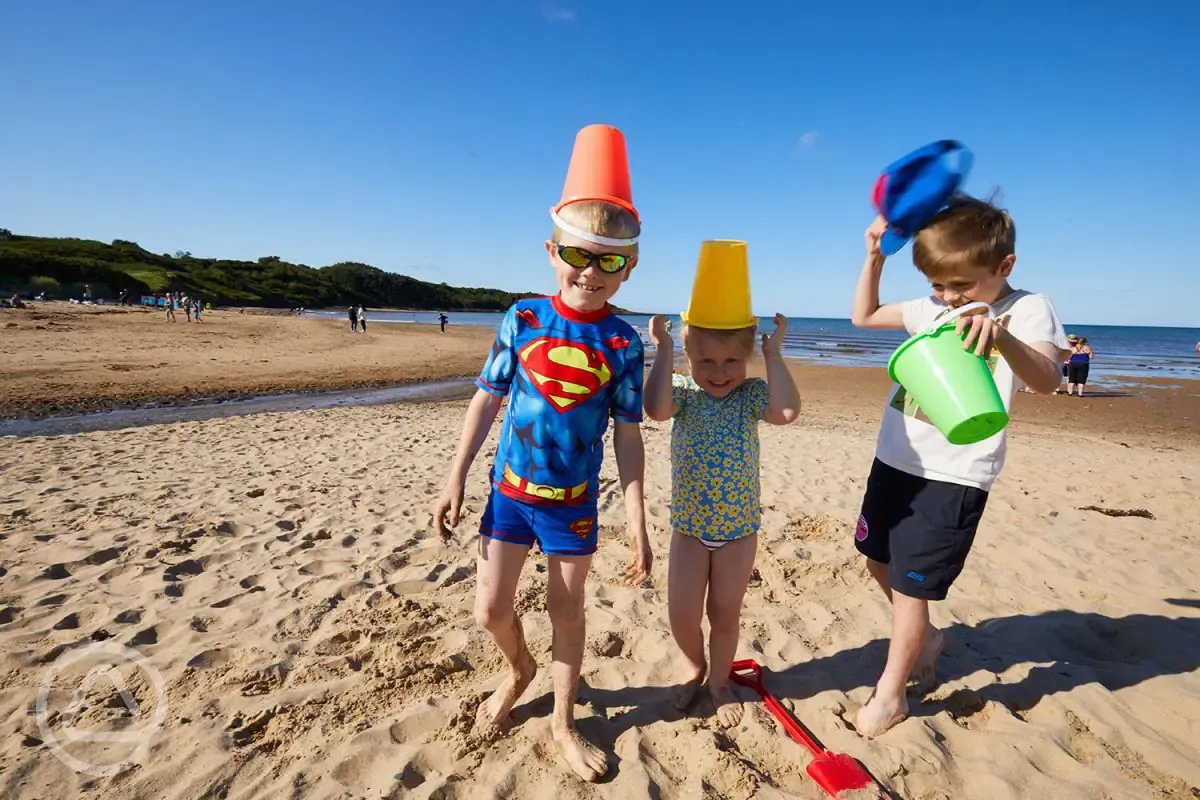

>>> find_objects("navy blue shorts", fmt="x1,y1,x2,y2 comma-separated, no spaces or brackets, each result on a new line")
855,459,989,601
479,490,599,557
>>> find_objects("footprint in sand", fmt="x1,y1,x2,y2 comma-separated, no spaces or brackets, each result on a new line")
52,612,84,630
214,520,249,537
98,563,141,585
114,609,143,625
227,707,277,747
388,702,449,745
314,629,363,656
187,648,230,669
36,593,68,607
129,625,160,646
39,564,71,581
81,547,123,566
164,558,205,582
298,560,341,577
0,606,23,625
209,585,264,608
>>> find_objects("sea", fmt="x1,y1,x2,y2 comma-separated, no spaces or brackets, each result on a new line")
312,309,1200,383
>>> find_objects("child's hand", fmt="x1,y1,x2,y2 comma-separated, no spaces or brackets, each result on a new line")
622,522,653,586
762,313,787,359
648,315,672,348
433,483,463,540
955,307,1006,357
865,216,888,258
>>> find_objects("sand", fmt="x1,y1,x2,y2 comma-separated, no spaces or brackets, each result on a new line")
2,304,1199,798
0,303,495,418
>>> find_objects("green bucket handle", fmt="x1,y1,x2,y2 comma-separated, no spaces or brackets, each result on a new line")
923,301,993,334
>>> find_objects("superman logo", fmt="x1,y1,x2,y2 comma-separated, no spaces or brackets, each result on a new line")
569,518,595,539
518,337,612,412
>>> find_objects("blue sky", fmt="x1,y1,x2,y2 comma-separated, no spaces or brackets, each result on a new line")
2,1,1196,326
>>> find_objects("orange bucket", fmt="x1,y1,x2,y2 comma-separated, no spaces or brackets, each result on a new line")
556,124,638,220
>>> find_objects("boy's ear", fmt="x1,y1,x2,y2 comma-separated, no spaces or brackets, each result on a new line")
623,255,638,281
997,255,1015,277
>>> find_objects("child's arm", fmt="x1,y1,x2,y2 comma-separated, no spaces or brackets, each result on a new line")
956,309,1067,395
994,332,1064,394
434,389,504,537
643,315,676,422
434,305,520,537
851,216,906,330
761,313,801,425
613,421,652,586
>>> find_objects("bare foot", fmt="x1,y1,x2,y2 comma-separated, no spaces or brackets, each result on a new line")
910,627,945,694
855,690,908,738
552,725,608,782
475,650,537,731
673,663,706,710
709,683,744,729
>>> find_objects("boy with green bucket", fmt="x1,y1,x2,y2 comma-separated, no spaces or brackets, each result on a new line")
849,196,1070,737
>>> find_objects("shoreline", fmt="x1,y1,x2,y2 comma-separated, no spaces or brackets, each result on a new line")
3,303,1197,447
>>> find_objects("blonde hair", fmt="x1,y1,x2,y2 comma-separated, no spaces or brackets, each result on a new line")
682,323,757,357
912,194,1016,279
552,200,640,242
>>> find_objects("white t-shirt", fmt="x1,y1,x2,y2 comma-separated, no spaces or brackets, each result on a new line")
874,290,1069,491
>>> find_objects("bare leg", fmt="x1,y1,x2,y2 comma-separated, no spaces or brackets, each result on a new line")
705,534,758,729
474,536,537,730
547,553,606,782
668,533,709,709
865,557,892,600
865,557,941,692
857,592,928,737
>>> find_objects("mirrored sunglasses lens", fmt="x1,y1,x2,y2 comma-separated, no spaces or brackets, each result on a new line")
597,255,627,273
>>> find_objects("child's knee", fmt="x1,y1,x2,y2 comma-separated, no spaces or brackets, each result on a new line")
474,598,513,632
547,593,585,629
706,597,742,632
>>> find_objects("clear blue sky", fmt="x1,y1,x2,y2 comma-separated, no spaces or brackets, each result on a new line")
2,1,1196,326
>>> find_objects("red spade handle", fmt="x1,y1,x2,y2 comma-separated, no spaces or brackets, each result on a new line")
730,659,825,759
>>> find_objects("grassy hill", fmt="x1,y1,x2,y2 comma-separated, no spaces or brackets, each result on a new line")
0,229,543,311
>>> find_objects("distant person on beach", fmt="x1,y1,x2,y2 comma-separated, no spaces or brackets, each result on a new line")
164,295,176,322
439,312,449,332
357,306,367,333
1066,335,1094,397
433,193,650,782
348,305,358,333
643,310,800,729
849,198,1069,738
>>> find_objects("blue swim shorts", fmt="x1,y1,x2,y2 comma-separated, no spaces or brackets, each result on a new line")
479,490,599,557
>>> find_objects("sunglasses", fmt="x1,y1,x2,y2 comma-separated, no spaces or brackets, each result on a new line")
554,244,630,274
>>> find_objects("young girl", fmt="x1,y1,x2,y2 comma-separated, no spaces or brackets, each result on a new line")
643,312,800,727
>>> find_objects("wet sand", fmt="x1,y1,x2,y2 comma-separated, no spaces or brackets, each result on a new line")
0,303,495,419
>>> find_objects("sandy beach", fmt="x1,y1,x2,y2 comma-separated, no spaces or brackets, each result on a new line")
1,304,1199,799
0,304,496,419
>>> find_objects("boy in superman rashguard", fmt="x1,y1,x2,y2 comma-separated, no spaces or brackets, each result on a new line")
433,125,651,783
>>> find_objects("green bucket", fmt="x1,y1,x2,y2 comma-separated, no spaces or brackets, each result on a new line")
887,303,1009,445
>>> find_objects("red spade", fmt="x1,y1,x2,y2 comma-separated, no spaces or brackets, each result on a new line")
730,659,882,799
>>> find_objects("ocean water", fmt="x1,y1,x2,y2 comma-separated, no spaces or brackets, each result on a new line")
312,309,1200,381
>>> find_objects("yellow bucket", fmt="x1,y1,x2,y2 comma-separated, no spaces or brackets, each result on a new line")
681,240,756,329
